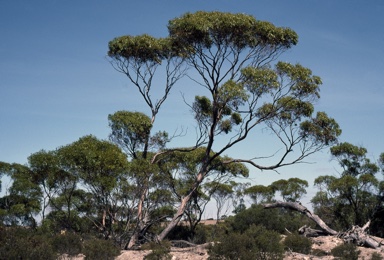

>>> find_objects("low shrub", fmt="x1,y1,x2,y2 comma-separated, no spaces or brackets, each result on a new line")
371,252,384,260
208,225,283,260
83,238,120,260
331,243,360,260
283,233,312,254
52,232,83,256
142,240,172,260
0,227,56,260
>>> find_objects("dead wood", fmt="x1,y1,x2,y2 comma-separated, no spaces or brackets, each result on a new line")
298,225,329,237
263,201,338,235
263,201,384,249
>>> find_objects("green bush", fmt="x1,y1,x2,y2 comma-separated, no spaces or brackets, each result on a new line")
371,252,384,260
230,204,309,234
208,225,284,260
52,232,83,256
283,233,312,254
0,227,56,260
142,240,172,260
83,238,120,260
331,243,360,260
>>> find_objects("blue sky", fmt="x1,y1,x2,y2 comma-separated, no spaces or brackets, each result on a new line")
1,1,383,205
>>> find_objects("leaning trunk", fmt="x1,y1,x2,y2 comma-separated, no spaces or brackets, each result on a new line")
157,172,205,241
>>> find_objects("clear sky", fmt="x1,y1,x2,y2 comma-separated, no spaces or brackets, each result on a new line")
1,1,383,207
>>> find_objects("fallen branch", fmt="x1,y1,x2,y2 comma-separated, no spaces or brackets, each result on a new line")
263,201,384,249
263,201,337,236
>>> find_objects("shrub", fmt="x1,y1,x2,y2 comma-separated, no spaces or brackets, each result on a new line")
52,232,82,256
0,227,56,260
208,225,284,260
142,240,172,260
283,233,312,254
230,204,308,234
371,252,384,260
331,243,360,260
83,238,120,260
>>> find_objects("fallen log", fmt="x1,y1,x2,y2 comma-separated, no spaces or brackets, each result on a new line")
263,201,338,236
263,201,384,249
298,225,329,237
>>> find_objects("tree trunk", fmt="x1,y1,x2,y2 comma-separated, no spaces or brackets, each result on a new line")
157,172,205,241
156,195,191,241
126,186,147,249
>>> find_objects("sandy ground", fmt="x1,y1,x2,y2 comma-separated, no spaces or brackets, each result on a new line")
61,235,384,259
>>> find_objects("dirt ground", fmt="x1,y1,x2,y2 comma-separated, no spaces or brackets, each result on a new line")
61,235,384,260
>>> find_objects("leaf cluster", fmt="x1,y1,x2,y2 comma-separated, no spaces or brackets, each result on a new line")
168,11,297,50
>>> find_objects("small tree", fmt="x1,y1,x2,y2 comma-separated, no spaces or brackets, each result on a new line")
58,135,130,239
271,178,308,202
312,143,382,230
0,162,41,227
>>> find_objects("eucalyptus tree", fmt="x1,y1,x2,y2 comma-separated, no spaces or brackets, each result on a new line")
311,143,382,231
108,11,341,242
108,111,174,247
244,184,275,205
58,135,129,239
270,178,309,202
205,181,235,222
0,162,41,227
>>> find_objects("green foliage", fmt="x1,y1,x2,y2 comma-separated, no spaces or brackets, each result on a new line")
371,252,384,260
142,240,172,260
271,178,308,202
51,232,83,256
168,11,297,49
108,110,153,157
208,225,284,260
283,233,312,254
244,184,274,204
0,227,56,260
229,204,308,235
330,243,360,260
83,238,120,260
108,35,177,63
312,143,383,232
300,111,341,146
331,142,379,177
0,162,41,226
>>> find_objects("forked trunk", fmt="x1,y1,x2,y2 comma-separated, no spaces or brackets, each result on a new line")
157,172,205,241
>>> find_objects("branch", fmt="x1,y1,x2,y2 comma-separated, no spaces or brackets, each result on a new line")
263,201,338,235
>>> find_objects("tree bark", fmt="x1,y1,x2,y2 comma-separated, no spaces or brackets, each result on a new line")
156,194,192,242
157,172,205,241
